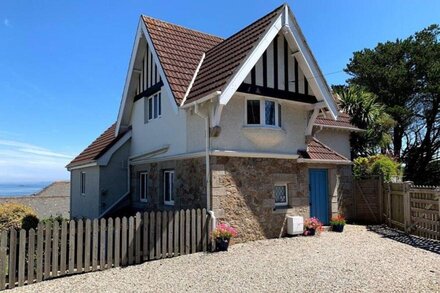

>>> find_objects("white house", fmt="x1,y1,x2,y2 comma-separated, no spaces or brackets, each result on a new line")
67,4,361,242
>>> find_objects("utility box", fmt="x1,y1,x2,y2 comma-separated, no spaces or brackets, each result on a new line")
287,216,304,235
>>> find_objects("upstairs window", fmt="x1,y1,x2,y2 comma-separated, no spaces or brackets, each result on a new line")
147,92,162,121
140,172,148,202
80,172,86,195
163,170,175,205
246,98,282,127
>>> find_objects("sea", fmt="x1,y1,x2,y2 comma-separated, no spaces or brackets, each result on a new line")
0,182,50,197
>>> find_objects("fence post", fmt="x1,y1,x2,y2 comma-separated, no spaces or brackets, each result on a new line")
403,182,412,232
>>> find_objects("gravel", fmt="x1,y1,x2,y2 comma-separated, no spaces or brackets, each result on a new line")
11,225,440,293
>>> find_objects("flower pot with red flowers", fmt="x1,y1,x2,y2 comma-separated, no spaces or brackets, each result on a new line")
212,223,238,252
303,217,323,236
330,215,346,232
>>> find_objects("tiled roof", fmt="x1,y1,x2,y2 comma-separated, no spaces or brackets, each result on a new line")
185,4,284,103
142,16,223,105
315,112,359,130
67,123,127,168
299,138,349,161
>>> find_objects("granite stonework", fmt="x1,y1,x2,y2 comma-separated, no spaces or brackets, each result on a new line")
130,158,206,211
210,156,309,242
211,156,352,243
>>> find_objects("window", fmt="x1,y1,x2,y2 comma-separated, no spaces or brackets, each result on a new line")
147,92,161,121
246,98,281,127
247,100,260,124
163,170,175,205
140,172,148,202
80,172,86,195
274,184,288,206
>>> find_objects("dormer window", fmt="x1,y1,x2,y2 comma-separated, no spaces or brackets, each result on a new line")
246,98,281,127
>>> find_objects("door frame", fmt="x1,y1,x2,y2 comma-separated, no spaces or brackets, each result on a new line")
309,168,330,224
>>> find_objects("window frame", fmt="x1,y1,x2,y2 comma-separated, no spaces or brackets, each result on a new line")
80,172,86,195
147,92,162,122
163,170,175,205
274,183,288,207
139,172,148,203
244,97,281,128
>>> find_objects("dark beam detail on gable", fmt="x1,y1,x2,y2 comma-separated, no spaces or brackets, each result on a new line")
304,76,309,96
251,67,256,86
238,83,317,104
134,80,164,102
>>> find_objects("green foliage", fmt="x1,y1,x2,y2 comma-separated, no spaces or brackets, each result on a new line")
335,85,395,157
0,203,39,231
353,155,401,182
41,214,68,225
344,24,440,184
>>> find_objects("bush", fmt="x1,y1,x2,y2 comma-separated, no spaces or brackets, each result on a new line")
0,203,39,231
41,214,68,225
353,155,401,181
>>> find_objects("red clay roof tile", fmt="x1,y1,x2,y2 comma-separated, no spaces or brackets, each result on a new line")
315,112,359,130
302,138,349,161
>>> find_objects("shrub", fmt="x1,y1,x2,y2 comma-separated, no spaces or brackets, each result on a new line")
41,214,68,225
330,215,346,226
353,155,401,181
0,203,39,231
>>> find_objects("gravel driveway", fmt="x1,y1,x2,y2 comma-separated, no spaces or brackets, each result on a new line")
11,225,440,292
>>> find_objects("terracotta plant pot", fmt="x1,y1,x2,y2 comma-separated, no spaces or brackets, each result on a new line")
332,224,344,232
215,237,230,251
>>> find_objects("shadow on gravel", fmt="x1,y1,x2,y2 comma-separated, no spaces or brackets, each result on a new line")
367,225,440,255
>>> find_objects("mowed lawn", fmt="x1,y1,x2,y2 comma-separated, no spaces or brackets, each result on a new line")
11,225,440,293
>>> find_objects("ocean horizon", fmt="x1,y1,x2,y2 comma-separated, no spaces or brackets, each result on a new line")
0,182,51,197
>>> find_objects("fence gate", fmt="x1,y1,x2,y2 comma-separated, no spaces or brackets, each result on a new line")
352,177,382,223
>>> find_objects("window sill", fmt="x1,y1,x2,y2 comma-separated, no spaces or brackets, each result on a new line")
243,125,283,131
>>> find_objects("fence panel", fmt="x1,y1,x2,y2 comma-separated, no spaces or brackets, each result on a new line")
0,208,212,291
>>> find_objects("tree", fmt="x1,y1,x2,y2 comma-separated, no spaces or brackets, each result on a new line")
335,85,394,158
345,25,440,184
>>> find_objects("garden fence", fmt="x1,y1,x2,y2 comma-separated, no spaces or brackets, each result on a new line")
0,208,212,291
383,182,440,240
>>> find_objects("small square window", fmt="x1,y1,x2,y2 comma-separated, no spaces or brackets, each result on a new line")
274,184,288,206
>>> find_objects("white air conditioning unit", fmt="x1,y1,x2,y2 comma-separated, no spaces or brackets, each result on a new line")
287,216,304,235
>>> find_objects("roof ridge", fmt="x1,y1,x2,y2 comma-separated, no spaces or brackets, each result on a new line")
310,138,349,161
142,15,224,41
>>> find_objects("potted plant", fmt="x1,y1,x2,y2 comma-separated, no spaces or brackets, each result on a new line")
330,215,346,232
212,223,238,251
303,217,323,236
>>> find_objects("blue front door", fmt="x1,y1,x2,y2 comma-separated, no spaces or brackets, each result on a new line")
309,169,329,225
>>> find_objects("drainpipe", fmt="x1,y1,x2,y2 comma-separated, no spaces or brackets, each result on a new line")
194,103,216,229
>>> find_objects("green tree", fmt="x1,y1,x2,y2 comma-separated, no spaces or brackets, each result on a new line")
345,25,440,184
335,85,394,158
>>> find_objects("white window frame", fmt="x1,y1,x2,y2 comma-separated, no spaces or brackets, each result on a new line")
147,92,162,121
163,170,175,205
80,172,86,195
244,97,281,128
274,183,288,207
139,172,148,203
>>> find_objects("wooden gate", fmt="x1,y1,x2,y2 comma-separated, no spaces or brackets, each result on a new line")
352,177,382,223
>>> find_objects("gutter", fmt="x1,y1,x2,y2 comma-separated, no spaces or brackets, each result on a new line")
297,158,353,165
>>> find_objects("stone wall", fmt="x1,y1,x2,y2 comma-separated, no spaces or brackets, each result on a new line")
130,157,206,211
211,156,352,243
211,156,310,242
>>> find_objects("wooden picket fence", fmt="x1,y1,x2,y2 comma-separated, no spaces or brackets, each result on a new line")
383,183,440,240
0,208,212,290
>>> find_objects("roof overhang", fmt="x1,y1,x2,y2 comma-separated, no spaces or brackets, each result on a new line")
297,158,353,165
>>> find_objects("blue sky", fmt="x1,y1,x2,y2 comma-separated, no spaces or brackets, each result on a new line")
0,0,439,183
